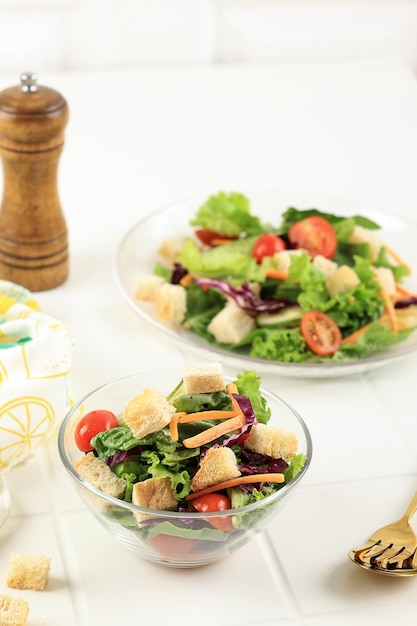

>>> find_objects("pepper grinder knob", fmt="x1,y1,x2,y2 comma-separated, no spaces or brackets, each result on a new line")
0,72,69,291
20,71,38,93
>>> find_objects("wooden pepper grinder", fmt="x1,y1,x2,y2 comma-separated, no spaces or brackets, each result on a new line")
0,72,69,291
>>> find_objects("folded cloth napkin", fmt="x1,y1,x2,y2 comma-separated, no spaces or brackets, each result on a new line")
0,280,72,473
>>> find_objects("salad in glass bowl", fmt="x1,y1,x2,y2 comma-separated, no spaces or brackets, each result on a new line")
132,191,417,368
58,362,312,568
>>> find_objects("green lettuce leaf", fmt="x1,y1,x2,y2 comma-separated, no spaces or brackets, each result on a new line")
248,327,308,362
173,390,232,413
235,369,271,424
178,237,268,282
182,282,224,339
278,207,380,235
145,521,229,542
190,191,266,237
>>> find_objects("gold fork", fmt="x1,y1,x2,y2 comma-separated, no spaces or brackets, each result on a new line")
349,490,417,576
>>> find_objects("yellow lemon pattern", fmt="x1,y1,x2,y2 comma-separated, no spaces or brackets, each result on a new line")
0,280,73,472
0,396,55,470
0,361,7,388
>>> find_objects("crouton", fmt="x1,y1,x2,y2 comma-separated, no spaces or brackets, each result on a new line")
274,249,303,273
373,266,396,297
135,275,166,302
325,265,360,297
182,362,225,394
349,225,382,261
207,301,256,344
132,477,178,522
6,554,51,591
158,237,187,265
312,255,338,277
244,423,298,459
123,387,176,439
191,447,241,492
156,282,187,323
0,594,29,626
73,452,126,499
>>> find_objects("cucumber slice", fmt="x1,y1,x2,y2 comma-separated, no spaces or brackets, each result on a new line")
257,307,302,328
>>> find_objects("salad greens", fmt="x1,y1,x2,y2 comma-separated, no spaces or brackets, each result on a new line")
91,370,293,506
78,368,307,548
137,190,417,364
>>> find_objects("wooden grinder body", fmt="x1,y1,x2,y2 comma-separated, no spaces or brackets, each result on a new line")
0,73,69,291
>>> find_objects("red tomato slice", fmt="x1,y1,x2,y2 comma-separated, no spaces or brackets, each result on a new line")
252,233,286,264
301,310,342,356
148,534,197,556
195,229,236,246
288,216,337,259
191,493,234,532
75,409,119,452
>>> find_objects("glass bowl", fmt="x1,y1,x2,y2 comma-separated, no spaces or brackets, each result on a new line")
58,369,312,568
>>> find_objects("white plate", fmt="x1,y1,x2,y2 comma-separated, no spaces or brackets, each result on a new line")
114,189,417,378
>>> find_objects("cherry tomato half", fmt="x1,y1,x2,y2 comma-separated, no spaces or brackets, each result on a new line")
191,493,234,533
148,535,198,556
252,233,286,264
75,409,119,452
195,229,236,246
288,216,337,259
300,310,342,356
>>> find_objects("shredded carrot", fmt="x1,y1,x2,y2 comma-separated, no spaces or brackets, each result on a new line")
264,268,289,281
380,288,398,333
383,244,411,272
341,315,391,345
395,283,416,299
341,324,372,345
394,318,411,329
226,382,239,395
179,273,194,287
169,412,186,441
226,382,242,414
373,277,398,333
182,415,245,449
185,473,285,501
211,238,235,246
396,308,417,316
178,410,241,424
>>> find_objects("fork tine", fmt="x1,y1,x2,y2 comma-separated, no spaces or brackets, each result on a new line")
360,542,388,561
374,546,406,569
387,550,412,568
351,539,377,555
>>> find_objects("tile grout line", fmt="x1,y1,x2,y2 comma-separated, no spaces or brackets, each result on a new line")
257,530,303,621
37,441,87,626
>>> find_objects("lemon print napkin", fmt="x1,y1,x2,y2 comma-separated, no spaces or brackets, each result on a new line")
0,280,72,473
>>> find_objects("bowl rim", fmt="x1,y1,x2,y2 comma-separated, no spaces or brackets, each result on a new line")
58,369,313,520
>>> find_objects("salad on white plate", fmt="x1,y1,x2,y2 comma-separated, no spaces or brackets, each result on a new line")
134,191,417,366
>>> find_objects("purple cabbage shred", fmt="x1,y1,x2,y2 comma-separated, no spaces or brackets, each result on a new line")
195,278,298,313
106,445,147,468
394,296,417,309
171,263,188,285
222,393,257,447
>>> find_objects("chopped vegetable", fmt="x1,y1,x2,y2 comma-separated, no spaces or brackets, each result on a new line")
179,273,194,287
264,268,289,280
186,473,286,501
182,414,245,449
300,310,342,356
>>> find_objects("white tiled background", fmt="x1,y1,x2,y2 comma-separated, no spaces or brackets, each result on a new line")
0,0,417,73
